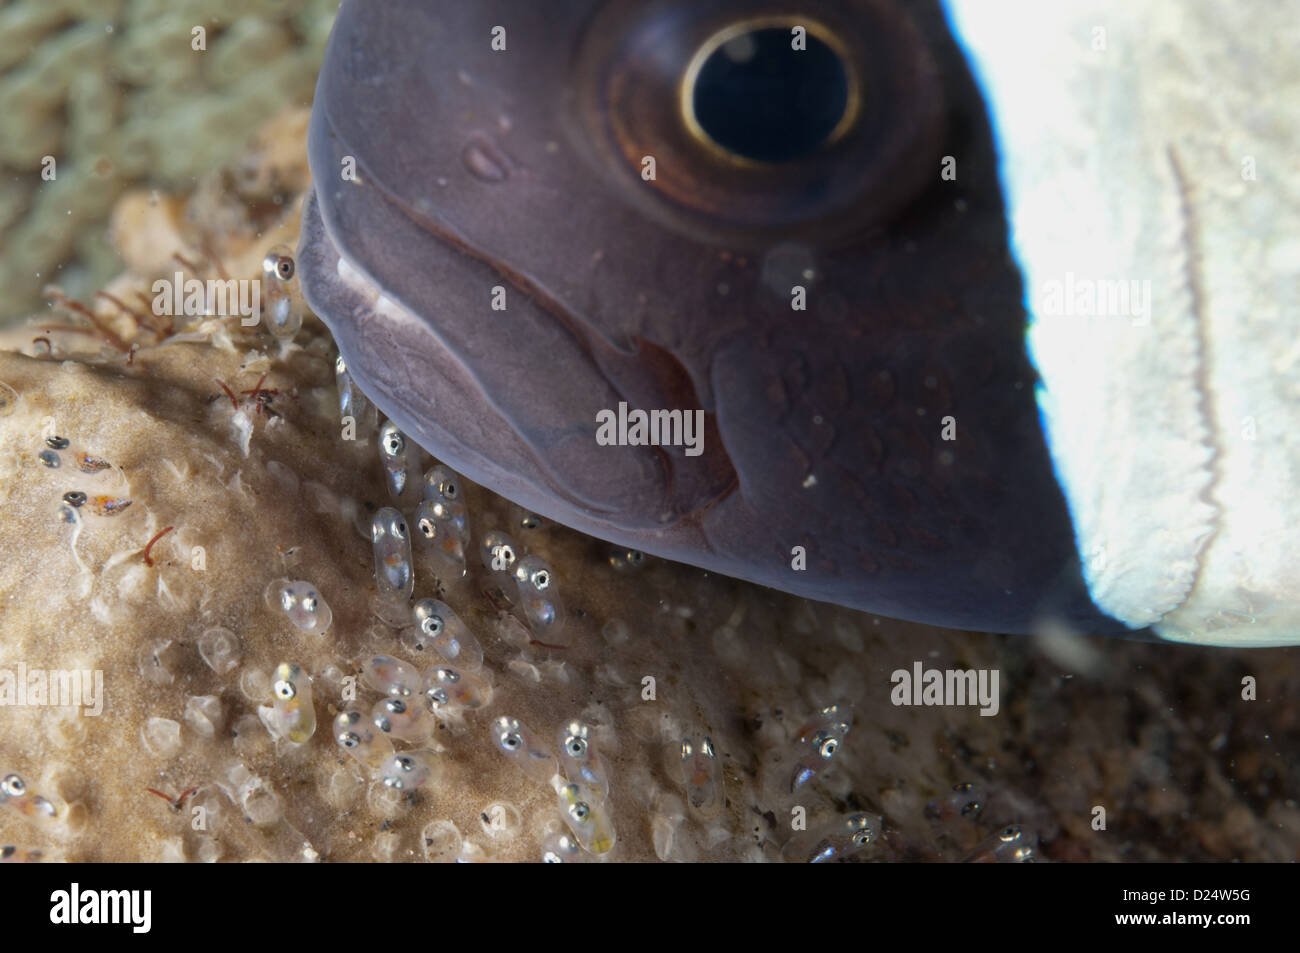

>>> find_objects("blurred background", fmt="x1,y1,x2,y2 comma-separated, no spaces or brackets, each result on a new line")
0,0,336,325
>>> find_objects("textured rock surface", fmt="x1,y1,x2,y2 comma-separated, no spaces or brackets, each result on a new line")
0,113,1297,863
0,0,335,321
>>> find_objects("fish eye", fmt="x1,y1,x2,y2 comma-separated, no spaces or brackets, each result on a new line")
273,680,295,700
569,800,591,822
573,3,944,245
684,22,852,164
1,774,25,797
503,732,521,749
339,731,360,747
532,569,550,590
418,517,436,538
565,736,587,758
62,491,86,507
263,251,296,281
421,614,444,637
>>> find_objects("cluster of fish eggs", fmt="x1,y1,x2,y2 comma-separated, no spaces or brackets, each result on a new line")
38,435,132,523
0,773,59,863
246,355,648,860
256,349,937,862
0,246,1045,862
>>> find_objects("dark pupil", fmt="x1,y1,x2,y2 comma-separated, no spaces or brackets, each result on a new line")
692,27,848,163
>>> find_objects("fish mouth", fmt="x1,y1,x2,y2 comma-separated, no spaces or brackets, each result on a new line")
297,0,1143,636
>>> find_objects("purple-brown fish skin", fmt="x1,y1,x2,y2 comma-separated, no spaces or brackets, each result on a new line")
299,0,1130,636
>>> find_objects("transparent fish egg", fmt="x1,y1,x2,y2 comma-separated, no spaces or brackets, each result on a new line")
260,246,303,338
334,711,395,770
360,655,423,697
491,716,557,785
479,530,519,574
335,355,376,433
269,662,316,744
424,666,490,712
608,547,647,571
378,421,413,499
197,627,241,676
413,496,469,579
541,830,586,863
964,825,1038,863
557,782,616,855
790,702,854,791
411,598,483,670
557,720,609,800
509,505,543,531
926,781,987,824
422,464,463,505
0,774,58,826
380,750,438,791
678,733,723,818
512,554,564,634
802,812,884,863
371,507,414,603
265,578,333,635
371,696,432,743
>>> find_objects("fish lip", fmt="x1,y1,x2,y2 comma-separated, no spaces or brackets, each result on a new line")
296,0,1150,637
297,189,624,520
302,95,741,524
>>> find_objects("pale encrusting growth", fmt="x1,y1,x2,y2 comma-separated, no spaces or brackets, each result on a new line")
0,325,970,862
